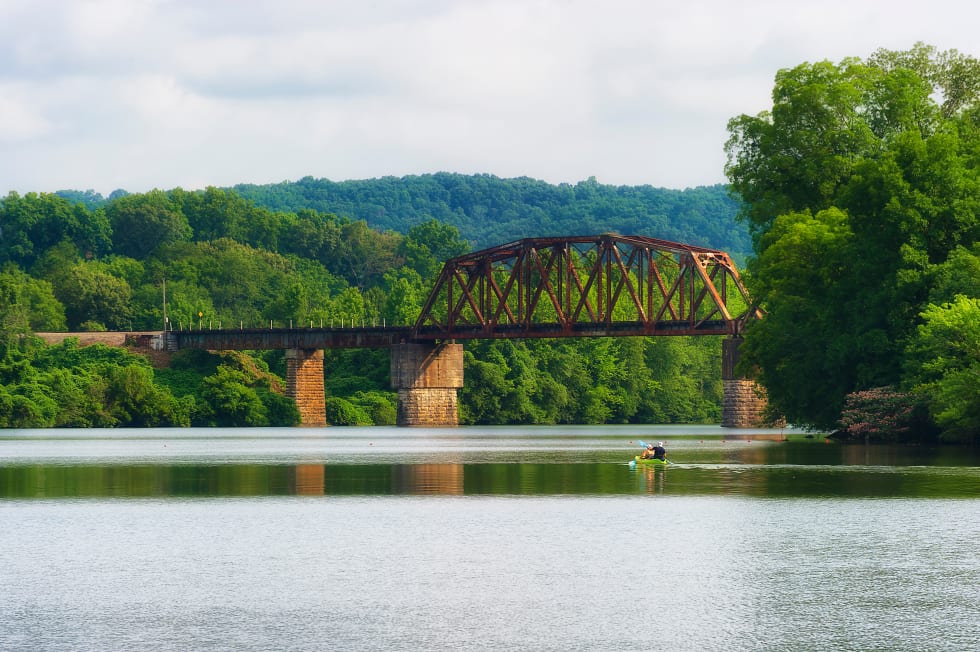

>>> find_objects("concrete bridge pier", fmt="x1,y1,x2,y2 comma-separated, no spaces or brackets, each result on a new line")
390,342,464,426
286,348,327,426
721,337,770,428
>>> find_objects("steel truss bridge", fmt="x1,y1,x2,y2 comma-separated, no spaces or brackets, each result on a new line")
161,234,760,351
412,234,760,341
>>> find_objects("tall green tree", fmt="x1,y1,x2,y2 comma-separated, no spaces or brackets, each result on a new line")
47,261,134,331
0,265,67,333
399,218,471,281
725,44,980,432
106,190,192,258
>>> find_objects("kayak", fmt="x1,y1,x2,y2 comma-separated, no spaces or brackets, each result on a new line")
630,455,667,466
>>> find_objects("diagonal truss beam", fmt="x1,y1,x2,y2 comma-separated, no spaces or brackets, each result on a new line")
413,234,761,340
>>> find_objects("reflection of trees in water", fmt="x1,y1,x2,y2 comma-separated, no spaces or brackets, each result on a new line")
3,450,978,498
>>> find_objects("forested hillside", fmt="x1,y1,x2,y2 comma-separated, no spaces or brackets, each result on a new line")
230,174,749,259
2,176,745,428
56,174,749,261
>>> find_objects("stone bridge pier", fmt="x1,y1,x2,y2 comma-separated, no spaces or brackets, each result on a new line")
286,348,327,426
283,339,761,428
721,337,770,427
285,342,463,427
390,342,464,426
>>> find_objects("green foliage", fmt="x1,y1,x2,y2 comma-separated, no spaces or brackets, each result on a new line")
348,391,398,426
200,365,268,426
53,188,112,210
232,173,749,261
727,43,980,439
0,265,67,333
0,338,189,427
381,268,424,326
324,397,373,426
0,382,58,427
399,218,471,281
905,296,980,442
739,209,861,428
0,191,111,268
928,244,980,303
459,337,720,425
259,388,301,426
104,365,186,427
106,190,192,258
46,260,134,331
158,350,298,427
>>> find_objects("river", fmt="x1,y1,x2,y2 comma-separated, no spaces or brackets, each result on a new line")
2,425,978,651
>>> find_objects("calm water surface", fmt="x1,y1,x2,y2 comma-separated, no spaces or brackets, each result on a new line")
2,426,978,651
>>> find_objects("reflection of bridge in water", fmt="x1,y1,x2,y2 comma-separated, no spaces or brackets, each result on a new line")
293,464,464,495
95,235,772,427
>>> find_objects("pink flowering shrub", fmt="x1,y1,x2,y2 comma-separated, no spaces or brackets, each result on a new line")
837,386,916,441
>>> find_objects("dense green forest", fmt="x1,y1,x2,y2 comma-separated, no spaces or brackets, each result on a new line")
2,177,734,428
727,43,980,443
57,175,749,261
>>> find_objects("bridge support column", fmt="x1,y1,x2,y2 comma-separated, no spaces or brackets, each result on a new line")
286,348,327,427
722,337,769,428
390,342,464,426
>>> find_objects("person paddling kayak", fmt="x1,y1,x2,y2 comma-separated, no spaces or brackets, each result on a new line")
651,441,667,461
639,441,667,461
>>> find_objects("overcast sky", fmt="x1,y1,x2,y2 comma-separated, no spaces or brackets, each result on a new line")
1,0,977,196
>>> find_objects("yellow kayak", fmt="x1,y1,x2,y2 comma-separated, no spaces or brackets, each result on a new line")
630,455,667,466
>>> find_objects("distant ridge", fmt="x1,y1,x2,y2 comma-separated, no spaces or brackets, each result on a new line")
54,173,749,261
231,173,748,259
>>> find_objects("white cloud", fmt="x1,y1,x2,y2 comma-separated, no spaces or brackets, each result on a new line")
0,0,978,195
0,88,51,142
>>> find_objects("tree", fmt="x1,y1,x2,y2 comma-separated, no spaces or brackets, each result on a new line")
928,244,980,303
324,397,372,425
106,190,192,258
837,386,919,442
200,365,268,426
738,209,866,428
49,261,134,331
382,268,423,326
726,45,980,431
725,59,879,239
904,296,980,442
105,364,186,427
0,191,110,267
399,218,470,281
0,265,67,333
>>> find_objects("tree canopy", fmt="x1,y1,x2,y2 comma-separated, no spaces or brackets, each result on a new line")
726,43,980,441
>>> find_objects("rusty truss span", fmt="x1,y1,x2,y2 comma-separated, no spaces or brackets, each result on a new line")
413,234,760,340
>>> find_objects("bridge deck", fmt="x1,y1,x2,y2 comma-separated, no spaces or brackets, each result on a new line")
171,320,732,351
